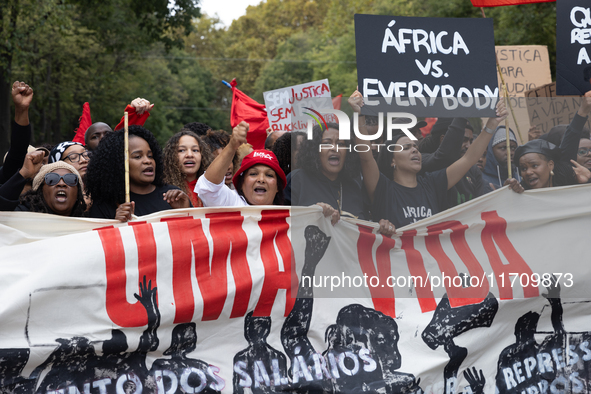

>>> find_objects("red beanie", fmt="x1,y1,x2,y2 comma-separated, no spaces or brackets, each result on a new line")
232,150,287,190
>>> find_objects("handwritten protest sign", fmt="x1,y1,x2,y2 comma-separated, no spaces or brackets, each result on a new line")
354,14,498,117
556,0,591,95
525,82,591,136
495,45,552,143
263,79,333,132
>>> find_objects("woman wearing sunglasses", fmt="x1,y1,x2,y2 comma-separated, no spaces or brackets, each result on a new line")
16,161,87,216
349,90,507,229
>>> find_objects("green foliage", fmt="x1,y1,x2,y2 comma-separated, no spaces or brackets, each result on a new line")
1,0,561,154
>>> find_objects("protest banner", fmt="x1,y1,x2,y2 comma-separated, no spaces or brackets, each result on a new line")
525,82,591,135
495,45,553,143
354,14,498,118
0,184,590,393
263,80,333,132
556,0,591,95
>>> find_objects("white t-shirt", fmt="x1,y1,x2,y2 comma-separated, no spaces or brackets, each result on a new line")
194,174,248,207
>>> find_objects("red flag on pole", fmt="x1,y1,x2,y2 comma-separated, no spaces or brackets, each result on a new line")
114,105,151,131
72,102,92,144
229,79,269,150
470,0,554,6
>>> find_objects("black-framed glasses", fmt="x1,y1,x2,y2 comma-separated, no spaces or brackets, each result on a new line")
64,151,91,163
44,173,78,187
578,148,591,156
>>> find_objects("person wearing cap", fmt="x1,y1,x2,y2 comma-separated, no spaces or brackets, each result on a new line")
195,121,286,207
481,126,520,190
15,161,86,216
349,90,507,229
504,93,591,193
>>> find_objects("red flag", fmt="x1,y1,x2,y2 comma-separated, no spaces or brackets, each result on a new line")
229,79,269,150
73,102,92,144
332,94,342,110
470,0,554,6
114,105,152,131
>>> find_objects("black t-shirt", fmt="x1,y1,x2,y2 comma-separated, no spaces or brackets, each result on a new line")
289,169,369,220
371,169,448,228
89,184,183,219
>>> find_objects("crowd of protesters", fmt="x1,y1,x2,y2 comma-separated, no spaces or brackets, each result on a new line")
1,80,590,231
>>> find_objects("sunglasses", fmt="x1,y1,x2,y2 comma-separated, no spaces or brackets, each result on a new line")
578,148,591,156
44,173,79,187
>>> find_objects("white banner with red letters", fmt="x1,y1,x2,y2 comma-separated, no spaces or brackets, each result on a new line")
0,184,590,394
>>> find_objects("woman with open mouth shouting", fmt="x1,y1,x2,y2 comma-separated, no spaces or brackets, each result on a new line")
195,121,286,207
349,89,508,229
16,161,87,216
287,122,373,223
163,129,213,207
86,126,191,221
504,91,591,194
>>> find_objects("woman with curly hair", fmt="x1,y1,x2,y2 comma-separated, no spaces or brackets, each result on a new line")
288,122,370,220
86,125,190,222
16,161,87,216
163,129,212,207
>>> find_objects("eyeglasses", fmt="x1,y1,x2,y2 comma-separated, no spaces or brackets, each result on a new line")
44,173,79,187
578,148,591,156
64,151,91,163
400,143,419,151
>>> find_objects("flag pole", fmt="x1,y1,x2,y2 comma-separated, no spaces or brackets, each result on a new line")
124,112,130,203
480,7,516,178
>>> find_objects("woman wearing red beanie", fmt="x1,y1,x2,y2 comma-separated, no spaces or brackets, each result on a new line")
195,121,286,206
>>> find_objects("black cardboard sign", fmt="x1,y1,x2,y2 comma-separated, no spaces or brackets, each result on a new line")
354,14,498,117
556,0,591,95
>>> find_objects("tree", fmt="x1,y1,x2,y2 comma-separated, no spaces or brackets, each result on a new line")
0,0,201,158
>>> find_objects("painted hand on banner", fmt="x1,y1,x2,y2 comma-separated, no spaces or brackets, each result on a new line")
115,201,135,222
316,202,340,225
463,367,485,394
11,81,33,109
130,97,154,115
484,98,508,131
542,274,561,300
19,151,45,180
231,121,249,149
578,91,591,118
503,178,524,194
134,275,160,351
348,89,364,113
377,219,396,236
571,159,591,184
163,189,191,209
